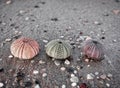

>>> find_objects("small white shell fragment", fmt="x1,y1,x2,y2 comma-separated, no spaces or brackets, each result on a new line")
71,82,77,87
5,38,11,42
70,76,79,83
0,82,4,87
106,83,110,87
43,40,48,43
74,70,77,74
62,84,66,88
54,60,60,66
42,73,47,77
60,67,66,71
6,0,11,4
33,70,39,75
39,60,45,64
34,84,40,88
64,60,70,65
71,74,75,77
60,36,64,38
95,72,99,75
8,55,13,58
85,59,89,62
100,74,106,79
25,17,29,20
87,73,94,80
107,73,112,78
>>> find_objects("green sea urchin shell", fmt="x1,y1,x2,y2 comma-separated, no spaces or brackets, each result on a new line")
46,39,72,59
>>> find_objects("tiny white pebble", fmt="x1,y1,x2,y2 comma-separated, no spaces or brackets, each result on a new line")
25,17,29,20
87,65,90,67
60,67,66,71
62,84,66,88
64,60,70,65
71,74,75,77
106,83,110,87
70,76,79,83
34,84,40,88
85,59,89,62
2,22,6,26
54,60,60,66
71,82,77,87
6,0,11,4
33,70,39,75
0,82,4,87
100,74,106,79
43,40,48,43
107,73,112,78
60,36,64,38
74,70,77,74
39,60,45,64
19,10,25,14
95,72,99,75
42,73,47,77
8,55,13,58
5,38,11,42
87,73,94,80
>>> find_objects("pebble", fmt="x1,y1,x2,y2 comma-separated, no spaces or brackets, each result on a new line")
112,9,120,15
85,59,89,62
0,82,4,87
71,82,77,87
94,21,101,25
95,72,99,75
19,10,25,14
100,74,106,79
42,73,47,77
71,74,75,77
54,60,60,66
60,67,66,71
62,84,66,88
87,73,94,80
60,36,64,38
87,65,90,67
6,0,11,4
8,55,13,58
106,83,110,87
70,76,79,83
43,40,48,43
39,60,45,64
33,70,39,75
5,38,11,42
64,60,70,65
0,68,4,72
107,73,112,78
74,70,77,74
25,17,29,21
34,84,40,88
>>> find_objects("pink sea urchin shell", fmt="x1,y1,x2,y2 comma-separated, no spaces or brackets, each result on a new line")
83,38,104,61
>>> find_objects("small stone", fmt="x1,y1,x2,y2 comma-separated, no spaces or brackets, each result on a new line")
87,65,90,67
0,82,4,87
8,55,13,58
54,60,60,66
43,40,48,43
106,83,110,87
71,74,75,77
94,21,101,25
60,36,64,38
99,80,104,84
5,38,11,42
67,67,74,73
87,73,94,80
39,60,45,64
71,82,77,87
74,70,77,74
2,22,6,26
70,76,79,83
112,39,117,43
6,0,11,4
62,84,66,88
25,17,29,21
33,70,39,75
64,60,70,65
95,72,99,75
107,73,112,78
42,73,47,77
34,84,40,88
24,81,32,87
85,59,89,62
60,67,66,71
34,5,39,8
112,9,120,15
100,74,107,79
77,46,81,49
19,10,25,14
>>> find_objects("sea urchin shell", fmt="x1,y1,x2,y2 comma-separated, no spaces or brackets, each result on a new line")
10,37,40,59
82,38,104,61
45,39,72,59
